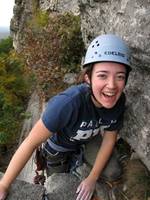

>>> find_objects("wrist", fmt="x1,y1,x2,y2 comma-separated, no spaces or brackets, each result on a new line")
0,180,10,191
87,173,98,183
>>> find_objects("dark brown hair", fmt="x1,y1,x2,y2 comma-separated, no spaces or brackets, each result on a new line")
77,64,93,84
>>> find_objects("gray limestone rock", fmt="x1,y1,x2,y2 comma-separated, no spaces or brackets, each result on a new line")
46,173,80,200
63,73,77,84
7,3,150,200
39,0,80,14
79,0,150,171
46,172,111,200
18,91,45,183
0,173,45,200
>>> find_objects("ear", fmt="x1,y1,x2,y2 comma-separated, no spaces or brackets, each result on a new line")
84,74,90,84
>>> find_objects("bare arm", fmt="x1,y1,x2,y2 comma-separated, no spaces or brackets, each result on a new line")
0,119,51,190
76,131,117,200
88,131,117,181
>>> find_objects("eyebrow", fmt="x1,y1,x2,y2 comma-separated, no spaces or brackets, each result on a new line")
96,70,126,74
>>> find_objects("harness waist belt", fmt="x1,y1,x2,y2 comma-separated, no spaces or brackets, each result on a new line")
47,139,75,152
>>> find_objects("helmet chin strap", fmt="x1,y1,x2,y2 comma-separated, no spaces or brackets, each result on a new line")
88,82,102,107
85,73,101,106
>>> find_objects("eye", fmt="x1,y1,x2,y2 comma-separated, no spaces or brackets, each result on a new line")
97,74,107,79
116,74,126,81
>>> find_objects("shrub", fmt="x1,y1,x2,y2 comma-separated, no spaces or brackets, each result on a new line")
28,9,49,31
0,38,32,145
23,11,85,97
0,37,13,55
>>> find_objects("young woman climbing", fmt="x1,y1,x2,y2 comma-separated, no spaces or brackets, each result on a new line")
0,34,131,200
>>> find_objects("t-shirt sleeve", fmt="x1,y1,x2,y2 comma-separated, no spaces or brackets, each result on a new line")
104,112,124,131
104,93,126,132
41,95,74,132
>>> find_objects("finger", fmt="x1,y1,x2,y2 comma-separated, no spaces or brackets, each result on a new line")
78,193,87,200
77,188,91,200
76,187,86,200
76,185,81,194
76,181,84,194
88,192,93,200
83,192,93,200
0,196,5,200
0,193,7,200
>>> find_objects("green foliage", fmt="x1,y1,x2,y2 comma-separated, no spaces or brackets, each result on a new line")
50,13,85,72
22,12,85,97
23,10,85,97
0,38,32,145
25,12,85,73
0,37,13,55
56,13,85,72
28,9,49,30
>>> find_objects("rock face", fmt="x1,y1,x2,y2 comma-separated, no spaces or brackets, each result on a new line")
78,0,150,170
10,0,79,51
46,173,80,200
39,0,79,14
0,173,45,200
10,0,150,177
10,0,33,51
18,91,45,183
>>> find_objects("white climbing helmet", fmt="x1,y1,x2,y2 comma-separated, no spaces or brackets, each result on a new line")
83,34,132,71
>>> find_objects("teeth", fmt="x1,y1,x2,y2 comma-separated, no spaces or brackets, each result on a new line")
103,92,115,96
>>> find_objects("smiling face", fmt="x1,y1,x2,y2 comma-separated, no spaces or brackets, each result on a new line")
85,62,126,108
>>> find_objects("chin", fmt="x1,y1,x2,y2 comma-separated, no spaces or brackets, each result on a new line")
99,95,121,109
100,100,118,109
103,104,115,109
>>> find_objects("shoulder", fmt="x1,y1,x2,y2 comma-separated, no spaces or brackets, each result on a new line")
61,83,89,98
49,84,89,103
47,83,90,107
41,84,90,132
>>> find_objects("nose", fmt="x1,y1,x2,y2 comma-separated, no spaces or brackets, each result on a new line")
107,76,116,89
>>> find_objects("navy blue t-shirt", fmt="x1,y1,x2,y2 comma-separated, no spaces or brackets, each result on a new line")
42,83,125,150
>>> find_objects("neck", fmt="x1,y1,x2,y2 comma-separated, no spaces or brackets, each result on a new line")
91,95,102,108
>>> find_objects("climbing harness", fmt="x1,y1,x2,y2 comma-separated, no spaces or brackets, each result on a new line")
69,145,85,179
47,139,76,152
34,143,85,184
42,191,49,200
34,146,46,185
